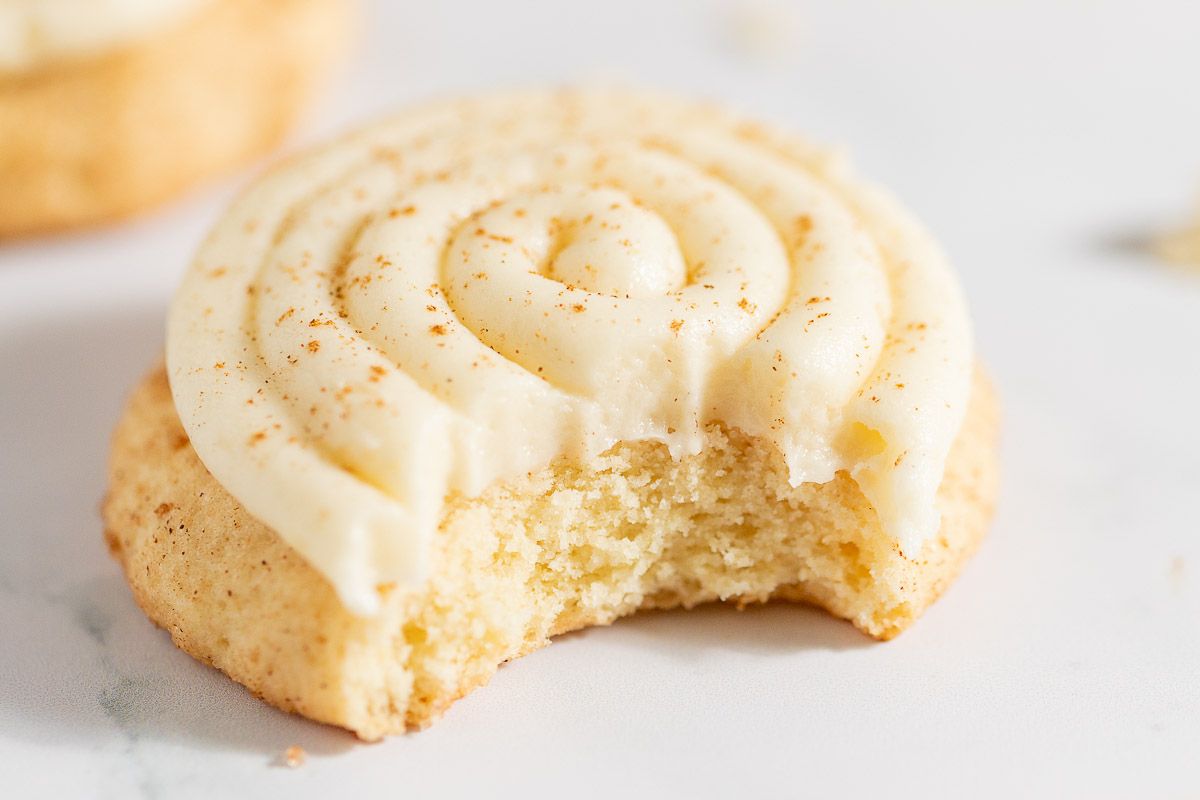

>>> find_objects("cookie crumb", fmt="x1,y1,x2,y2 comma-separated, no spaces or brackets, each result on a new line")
723,0,802,64
1155,225,1200,266
283,745,305,768
1155,192,1200,267
1169,556,1186,590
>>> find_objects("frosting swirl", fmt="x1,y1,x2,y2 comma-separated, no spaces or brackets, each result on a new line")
168,90,973,613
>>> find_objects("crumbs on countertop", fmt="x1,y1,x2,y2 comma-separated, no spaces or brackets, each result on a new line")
1169,556,1186,590
1155,225,1200,267
282,745,306,768
722,0,802,64
1155,192,1200,267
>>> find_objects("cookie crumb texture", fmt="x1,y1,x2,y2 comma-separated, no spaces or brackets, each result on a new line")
0,0,352,237
104,368,997,739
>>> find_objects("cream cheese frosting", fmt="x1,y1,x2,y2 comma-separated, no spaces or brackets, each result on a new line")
0,0,205,71
167,90,974,614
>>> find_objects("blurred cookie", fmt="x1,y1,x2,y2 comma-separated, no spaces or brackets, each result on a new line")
0,0,353,237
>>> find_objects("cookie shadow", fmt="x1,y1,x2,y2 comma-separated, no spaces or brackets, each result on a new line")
560,600,875,656
1094,227,1159,259
0,304,355,759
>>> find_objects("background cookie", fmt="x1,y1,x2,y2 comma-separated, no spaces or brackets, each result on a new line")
0,0,353,237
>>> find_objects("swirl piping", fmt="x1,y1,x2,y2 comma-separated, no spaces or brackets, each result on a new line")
168,90,973,612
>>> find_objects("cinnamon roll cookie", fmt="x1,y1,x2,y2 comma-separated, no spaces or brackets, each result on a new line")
0,0,353,237
104,90,1000,738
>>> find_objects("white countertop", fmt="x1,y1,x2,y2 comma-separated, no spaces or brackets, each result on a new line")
2,1,1198,797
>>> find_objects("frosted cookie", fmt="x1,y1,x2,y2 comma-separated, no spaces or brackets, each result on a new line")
104,90,1000,738
0,0,353,237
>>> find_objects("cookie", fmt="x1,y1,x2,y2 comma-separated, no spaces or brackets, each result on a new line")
104,90,1000,737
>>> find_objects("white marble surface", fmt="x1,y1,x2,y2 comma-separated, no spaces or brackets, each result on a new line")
2,1,1199,797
